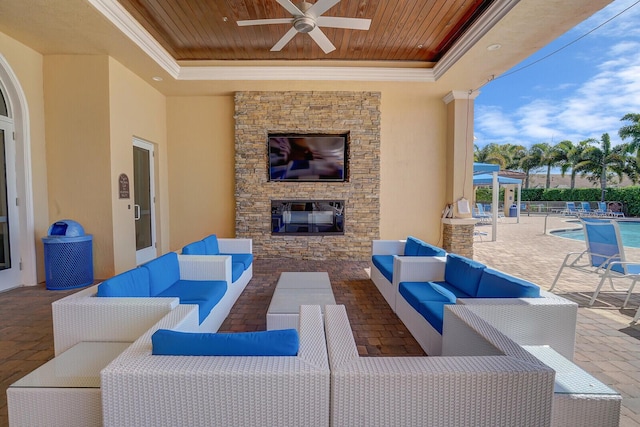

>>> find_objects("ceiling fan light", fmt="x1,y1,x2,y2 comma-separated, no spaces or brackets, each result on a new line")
293,16,316,33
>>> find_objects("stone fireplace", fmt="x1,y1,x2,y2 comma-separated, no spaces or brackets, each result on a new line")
234,91,381,260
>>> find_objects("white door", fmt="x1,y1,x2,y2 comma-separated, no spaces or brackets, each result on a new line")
133,138,157,265
0,114,20,291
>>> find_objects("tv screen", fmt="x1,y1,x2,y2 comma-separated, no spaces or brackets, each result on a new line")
268,134,347,182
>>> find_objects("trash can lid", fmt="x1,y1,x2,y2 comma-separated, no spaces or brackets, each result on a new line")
48,220,85,237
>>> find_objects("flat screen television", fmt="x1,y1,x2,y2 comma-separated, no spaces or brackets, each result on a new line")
268,133,347,182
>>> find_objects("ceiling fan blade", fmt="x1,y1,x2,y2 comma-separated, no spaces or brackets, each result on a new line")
271,27,299,52
316,16,371,30
308,27,336,54
307,0,340,18
276,0,304,16
237,18,293,26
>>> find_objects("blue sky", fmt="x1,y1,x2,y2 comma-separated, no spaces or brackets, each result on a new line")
474,0,640,149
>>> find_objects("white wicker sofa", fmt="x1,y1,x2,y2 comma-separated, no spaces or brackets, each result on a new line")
101,304,330,427
392,254,578,357
52,252,247,355
370,237,447,312
325,304,556,426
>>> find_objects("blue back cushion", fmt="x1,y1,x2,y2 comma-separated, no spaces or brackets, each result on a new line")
203,235,220,255
151,328,299,356
156,280,227,323
404,236,446,257
372,255,394,282
476,268,541,298
444,254,486,297
418,242,446,257
141,252,180,295
231,262,245,283
96,268,150,297
182,240,206,255
404,236,422,256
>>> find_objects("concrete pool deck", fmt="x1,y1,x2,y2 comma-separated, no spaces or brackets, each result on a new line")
474,214,640,426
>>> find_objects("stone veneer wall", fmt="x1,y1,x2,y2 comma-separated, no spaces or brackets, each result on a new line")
442,222,474,258
234,91,381,261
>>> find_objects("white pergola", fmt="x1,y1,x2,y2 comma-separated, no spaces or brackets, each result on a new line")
473,163,522,241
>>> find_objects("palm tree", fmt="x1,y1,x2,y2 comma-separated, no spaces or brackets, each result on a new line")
619,113,640,146
619,113,640,176
502,143,527,170
529,142,559,188
518,147,543,189
554,139,588,189
574,133,630,201
474,143,508,168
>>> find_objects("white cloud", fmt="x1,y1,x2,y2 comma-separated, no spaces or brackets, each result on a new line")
475,105,519,139
476,14,640,149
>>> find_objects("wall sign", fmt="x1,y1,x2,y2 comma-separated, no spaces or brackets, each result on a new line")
119,173,130,199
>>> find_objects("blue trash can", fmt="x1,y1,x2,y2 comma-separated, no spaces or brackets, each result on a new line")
42,220,94,290
509,205,517,217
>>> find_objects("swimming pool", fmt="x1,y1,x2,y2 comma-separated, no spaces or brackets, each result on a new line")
551,220,640,248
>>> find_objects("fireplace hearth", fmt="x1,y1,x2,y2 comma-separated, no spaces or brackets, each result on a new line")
272,200,344,235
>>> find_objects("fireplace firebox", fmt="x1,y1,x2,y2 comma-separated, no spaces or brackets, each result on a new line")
271,200,344,235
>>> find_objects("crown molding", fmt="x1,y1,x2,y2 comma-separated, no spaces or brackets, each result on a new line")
177,66,435,82
88,0,180,78
89,0,512,83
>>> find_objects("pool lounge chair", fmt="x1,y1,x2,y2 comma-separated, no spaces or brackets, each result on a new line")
561,201,581,216
594,202,608,216
550,218,640,308
475,203,503,223
473,203,491,223
580,202,598,217
597,201,625,218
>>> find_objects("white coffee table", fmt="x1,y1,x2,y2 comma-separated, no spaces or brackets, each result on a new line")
8,341,131,426
267,272,336,330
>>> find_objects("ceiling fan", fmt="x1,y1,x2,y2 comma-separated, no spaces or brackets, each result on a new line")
237,0,371,54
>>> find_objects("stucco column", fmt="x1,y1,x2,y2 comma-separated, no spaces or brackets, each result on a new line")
442,90,478,257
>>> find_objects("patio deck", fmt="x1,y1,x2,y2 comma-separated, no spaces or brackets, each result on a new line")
1,214,639,426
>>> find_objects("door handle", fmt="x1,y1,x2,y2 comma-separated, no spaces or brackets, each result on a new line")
134,204,141,220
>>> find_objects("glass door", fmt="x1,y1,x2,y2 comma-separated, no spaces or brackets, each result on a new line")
133,138,156,265
0,117,20,291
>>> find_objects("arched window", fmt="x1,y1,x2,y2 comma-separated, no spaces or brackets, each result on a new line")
0,88,7,117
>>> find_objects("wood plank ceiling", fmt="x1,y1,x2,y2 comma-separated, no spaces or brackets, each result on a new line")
116,0,495,62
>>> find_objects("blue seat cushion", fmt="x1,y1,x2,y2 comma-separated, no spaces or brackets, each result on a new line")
404,236,446,257
231,262,245,283
151,328,299,356
417,300,454,335
430,281,473,299
476,268,541,298
182,240,206,255
156,280,227,324
398,282,457,312
141,252,181,295
97,267,150,297
372,255,394,283
203,235,220,255
225,253,253,270
444,254,486,297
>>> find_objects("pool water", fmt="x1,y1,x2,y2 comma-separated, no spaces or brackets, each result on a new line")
552,221,640,248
